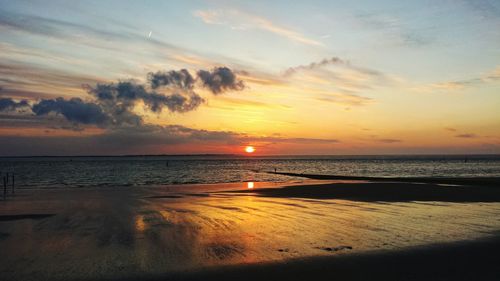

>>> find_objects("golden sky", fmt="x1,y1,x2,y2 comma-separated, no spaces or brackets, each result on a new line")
0,0,499,155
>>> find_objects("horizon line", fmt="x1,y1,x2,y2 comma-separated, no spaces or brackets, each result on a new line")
1,153,499,158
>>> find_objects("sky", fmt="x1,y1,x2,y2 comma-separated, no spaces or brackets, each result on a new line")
0,0,499,156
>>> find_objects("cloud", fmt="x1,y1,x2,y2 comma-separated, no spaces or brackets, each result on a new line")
0,10,186,54
193,9,322,46
148,92,204,113
376,138,402,143
0,97,29,112
0,61,104,100
85,80,205,126
455,133,478,138
423,67,500,92
197,67,245,94
0,123,342,156
149,67,245,95
281,57,387,107
316,94,373,107
445,129,481,139
354,12,433,47
284,57,347,76
284,57,382,78
2,65,246,129
148,69,195,90
244,136,340,144
32,97,108,125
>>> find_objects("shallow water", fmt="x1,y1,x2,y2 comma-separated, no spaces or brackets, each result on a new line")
1,155,499,188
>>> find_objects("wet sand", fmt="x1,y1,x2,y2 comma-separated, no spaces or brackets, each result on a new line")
235,181,500,202
160,236,500,281
1,180,500,280
269,171,500,186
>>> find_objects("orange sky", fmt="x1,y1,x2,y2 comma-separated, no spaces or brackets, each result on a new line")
0,1,499,155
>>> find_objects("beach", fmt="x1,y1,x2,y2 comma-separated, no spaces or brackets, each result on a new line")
2,0,500,279
1,178,500,280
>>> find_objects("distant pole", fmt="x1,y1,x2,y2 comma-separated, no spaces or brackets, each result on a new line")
166,161,169,167
274,168,277,173
5,172,8,185
3,176,6,200
11,173,14,194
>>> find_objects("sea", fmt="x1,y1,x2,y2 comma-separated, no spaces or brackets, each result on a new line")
0,155,499,189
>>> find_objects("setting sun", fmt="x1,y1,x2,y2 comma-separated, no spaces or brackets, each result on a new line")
245,146,255,153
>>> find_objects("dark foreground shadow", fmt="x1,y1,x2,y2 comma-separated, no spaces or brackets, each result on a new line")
231,182,500,202
0,214,55,221
106,236,500,281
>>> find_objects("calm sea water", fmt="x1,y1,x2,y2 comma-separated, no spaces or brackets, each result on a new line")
0,155,499,189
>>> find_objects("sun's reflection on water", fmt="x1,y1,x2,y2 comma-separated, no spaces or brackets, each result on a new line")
134,215,146,232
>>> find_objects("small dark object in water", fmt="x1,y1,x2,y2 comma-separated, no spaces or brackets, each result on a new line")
3,176,6,200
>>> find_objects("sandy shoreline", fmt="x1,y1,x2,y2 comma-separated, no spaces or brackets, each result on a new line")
268,171,500,186
1,179,500,280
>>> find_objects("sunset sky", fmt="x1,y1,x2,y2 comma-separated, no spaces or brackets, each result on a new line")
0,0,499,155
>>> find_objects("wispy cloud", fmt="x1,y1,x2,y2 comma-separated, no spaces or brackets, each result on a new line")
283,57,347,77
316,93,373,107
375,138,402,143
455,133,478,139
415,66,500,92
280,57,389,107
193,9,323,46
444,128,483,139
354,12,433,47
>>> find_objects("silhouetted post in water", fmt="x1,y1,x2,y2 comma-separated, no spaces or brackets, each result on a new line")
3,176,6,200
11,173,14,194
166,161,169,167
5,172,8,185
274,168,277,173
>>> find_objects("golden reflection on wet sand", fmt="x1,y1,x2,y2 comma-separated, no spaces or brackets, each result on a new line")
1,182,500,280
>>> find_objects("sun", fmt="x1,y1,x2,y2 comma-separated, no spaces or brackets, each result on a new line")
245,146,255,153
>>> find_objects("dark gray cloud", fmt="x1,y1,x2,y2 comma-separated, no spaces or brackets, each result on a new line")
0,97,29,112
148,69,195,90
0,64,247,156
31,97,108,125
86,80,205,119
0,66,245,130
144,93,204,113
197,67,245,94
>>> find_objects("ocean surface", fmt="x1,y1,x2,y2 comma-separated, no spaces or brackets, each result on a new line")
0,155,499,189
